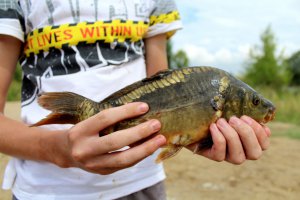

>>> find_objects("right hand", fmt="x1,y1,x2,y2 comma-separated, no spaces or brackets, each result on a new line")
56,102,166,175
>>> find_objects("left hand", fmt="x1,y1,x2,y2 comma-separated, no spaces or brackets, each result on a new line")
187,115,271,164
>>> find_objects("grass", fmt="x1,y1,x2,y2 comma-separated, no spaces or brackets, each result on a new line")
284,130,300,139
269,122,300,140
7,64,22,101
255,86,300,126
255,86,300,140
6,79,21,101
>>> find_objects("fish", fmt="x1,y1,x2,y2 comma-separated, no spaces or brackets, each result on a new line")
33,66,276,162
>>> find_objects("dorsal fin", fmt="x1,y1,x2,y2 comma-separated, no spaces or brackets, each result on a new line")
100,67,223,106
100,69,175,104
141,69,174,83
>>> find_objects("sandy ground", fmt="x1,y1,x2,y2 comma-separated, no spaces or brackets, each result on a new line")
1,102,300,200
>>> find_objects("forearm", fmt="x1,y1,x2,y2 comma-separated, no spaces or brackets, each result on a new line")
0,102,165,175
0,113,68,165
0,35,68,165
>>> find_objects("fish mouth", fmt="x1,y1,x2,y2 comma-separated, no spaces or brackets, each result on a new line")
262,107,276,123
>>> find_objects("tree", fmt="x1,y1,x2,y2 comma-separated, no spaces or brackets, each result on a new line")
287,51,300,85
243,26,290,88
167,40,189,69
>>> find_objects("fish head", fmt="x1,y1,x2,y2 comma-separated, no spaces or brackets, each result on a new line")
222,79,276,124
242,90,276,123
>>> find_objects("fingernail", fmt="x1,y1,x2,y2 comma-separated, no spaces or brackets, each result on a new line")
242,116,252,126
155,135,166,146
139,103,149,113
210,123,218,132
229,116,240,126
150,120,161,131
263,126,271,137
217,118,227,128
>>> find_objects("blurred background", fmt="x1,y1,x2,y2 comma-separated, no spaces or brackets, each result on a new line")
168,0,300,126
167,1,300,199
1,0,300,199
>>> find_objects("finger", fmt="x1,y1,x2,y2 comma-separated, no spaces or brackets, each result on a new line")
199,123,226,162
73,102,149,136
80,134,166,173
263,125,271,137
229,116,262,160
97,119,162,154
216,118,246,164
241,116,270,150
72,119,162,160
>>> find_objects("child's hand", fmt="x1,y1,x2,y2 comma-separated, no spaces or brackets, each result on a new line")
57,102,166,175
188,116,271,164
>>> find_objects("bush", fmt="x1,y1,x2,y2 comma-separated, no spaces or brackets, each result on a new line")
7,64,22,101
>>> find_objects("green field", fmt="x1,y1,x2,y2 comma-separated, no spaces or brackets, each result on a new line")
269,122,300,140
253,86,300,140
256,87,300,126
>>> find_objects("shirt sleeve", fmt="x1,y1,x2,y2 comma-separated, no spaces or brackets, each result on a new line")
0,0,24,42
145,0,183,39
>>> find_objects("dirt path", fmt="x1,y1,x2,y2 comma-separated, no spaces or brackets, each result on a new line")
164,138,300,200
1,102,300,200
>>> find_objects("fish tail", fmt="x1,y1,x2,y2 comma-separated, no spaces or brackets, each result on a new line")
32,92,99,126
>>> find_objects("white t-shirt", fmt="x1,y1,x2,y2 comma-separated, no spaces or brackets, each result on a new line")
0,0,182,199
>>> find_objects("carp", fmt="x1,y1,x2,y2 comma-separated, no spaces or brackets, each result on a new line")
33,66,276,162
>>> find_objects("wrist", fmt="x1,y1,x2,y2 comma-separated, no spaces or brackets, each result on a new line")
38,128,74,168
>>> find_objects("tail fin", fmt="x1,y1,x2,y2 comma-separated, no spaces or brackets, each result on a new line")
32,92,98,127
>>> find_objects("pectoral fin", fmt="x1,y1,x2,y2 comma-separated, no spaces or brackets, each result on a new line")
155,145,183,163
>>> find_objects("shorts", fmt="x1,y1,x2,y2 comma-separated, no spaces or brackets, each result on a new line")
12,181,166,200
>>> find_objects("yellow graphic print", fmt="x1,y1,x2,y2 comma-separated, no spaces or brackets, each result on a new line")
24,20,148,56
150,11,180,25
150,11,180,38
24,11,180,56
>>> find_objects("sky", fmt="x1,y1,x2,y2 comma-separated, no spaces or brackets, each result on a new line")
172,0,300,74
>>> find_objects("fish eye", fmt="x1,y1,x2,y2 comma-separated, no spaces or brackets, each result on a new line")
252,94,261,106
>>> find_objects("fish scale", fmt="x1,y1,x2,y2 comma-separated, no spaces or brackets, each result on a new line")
33,66,276,162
